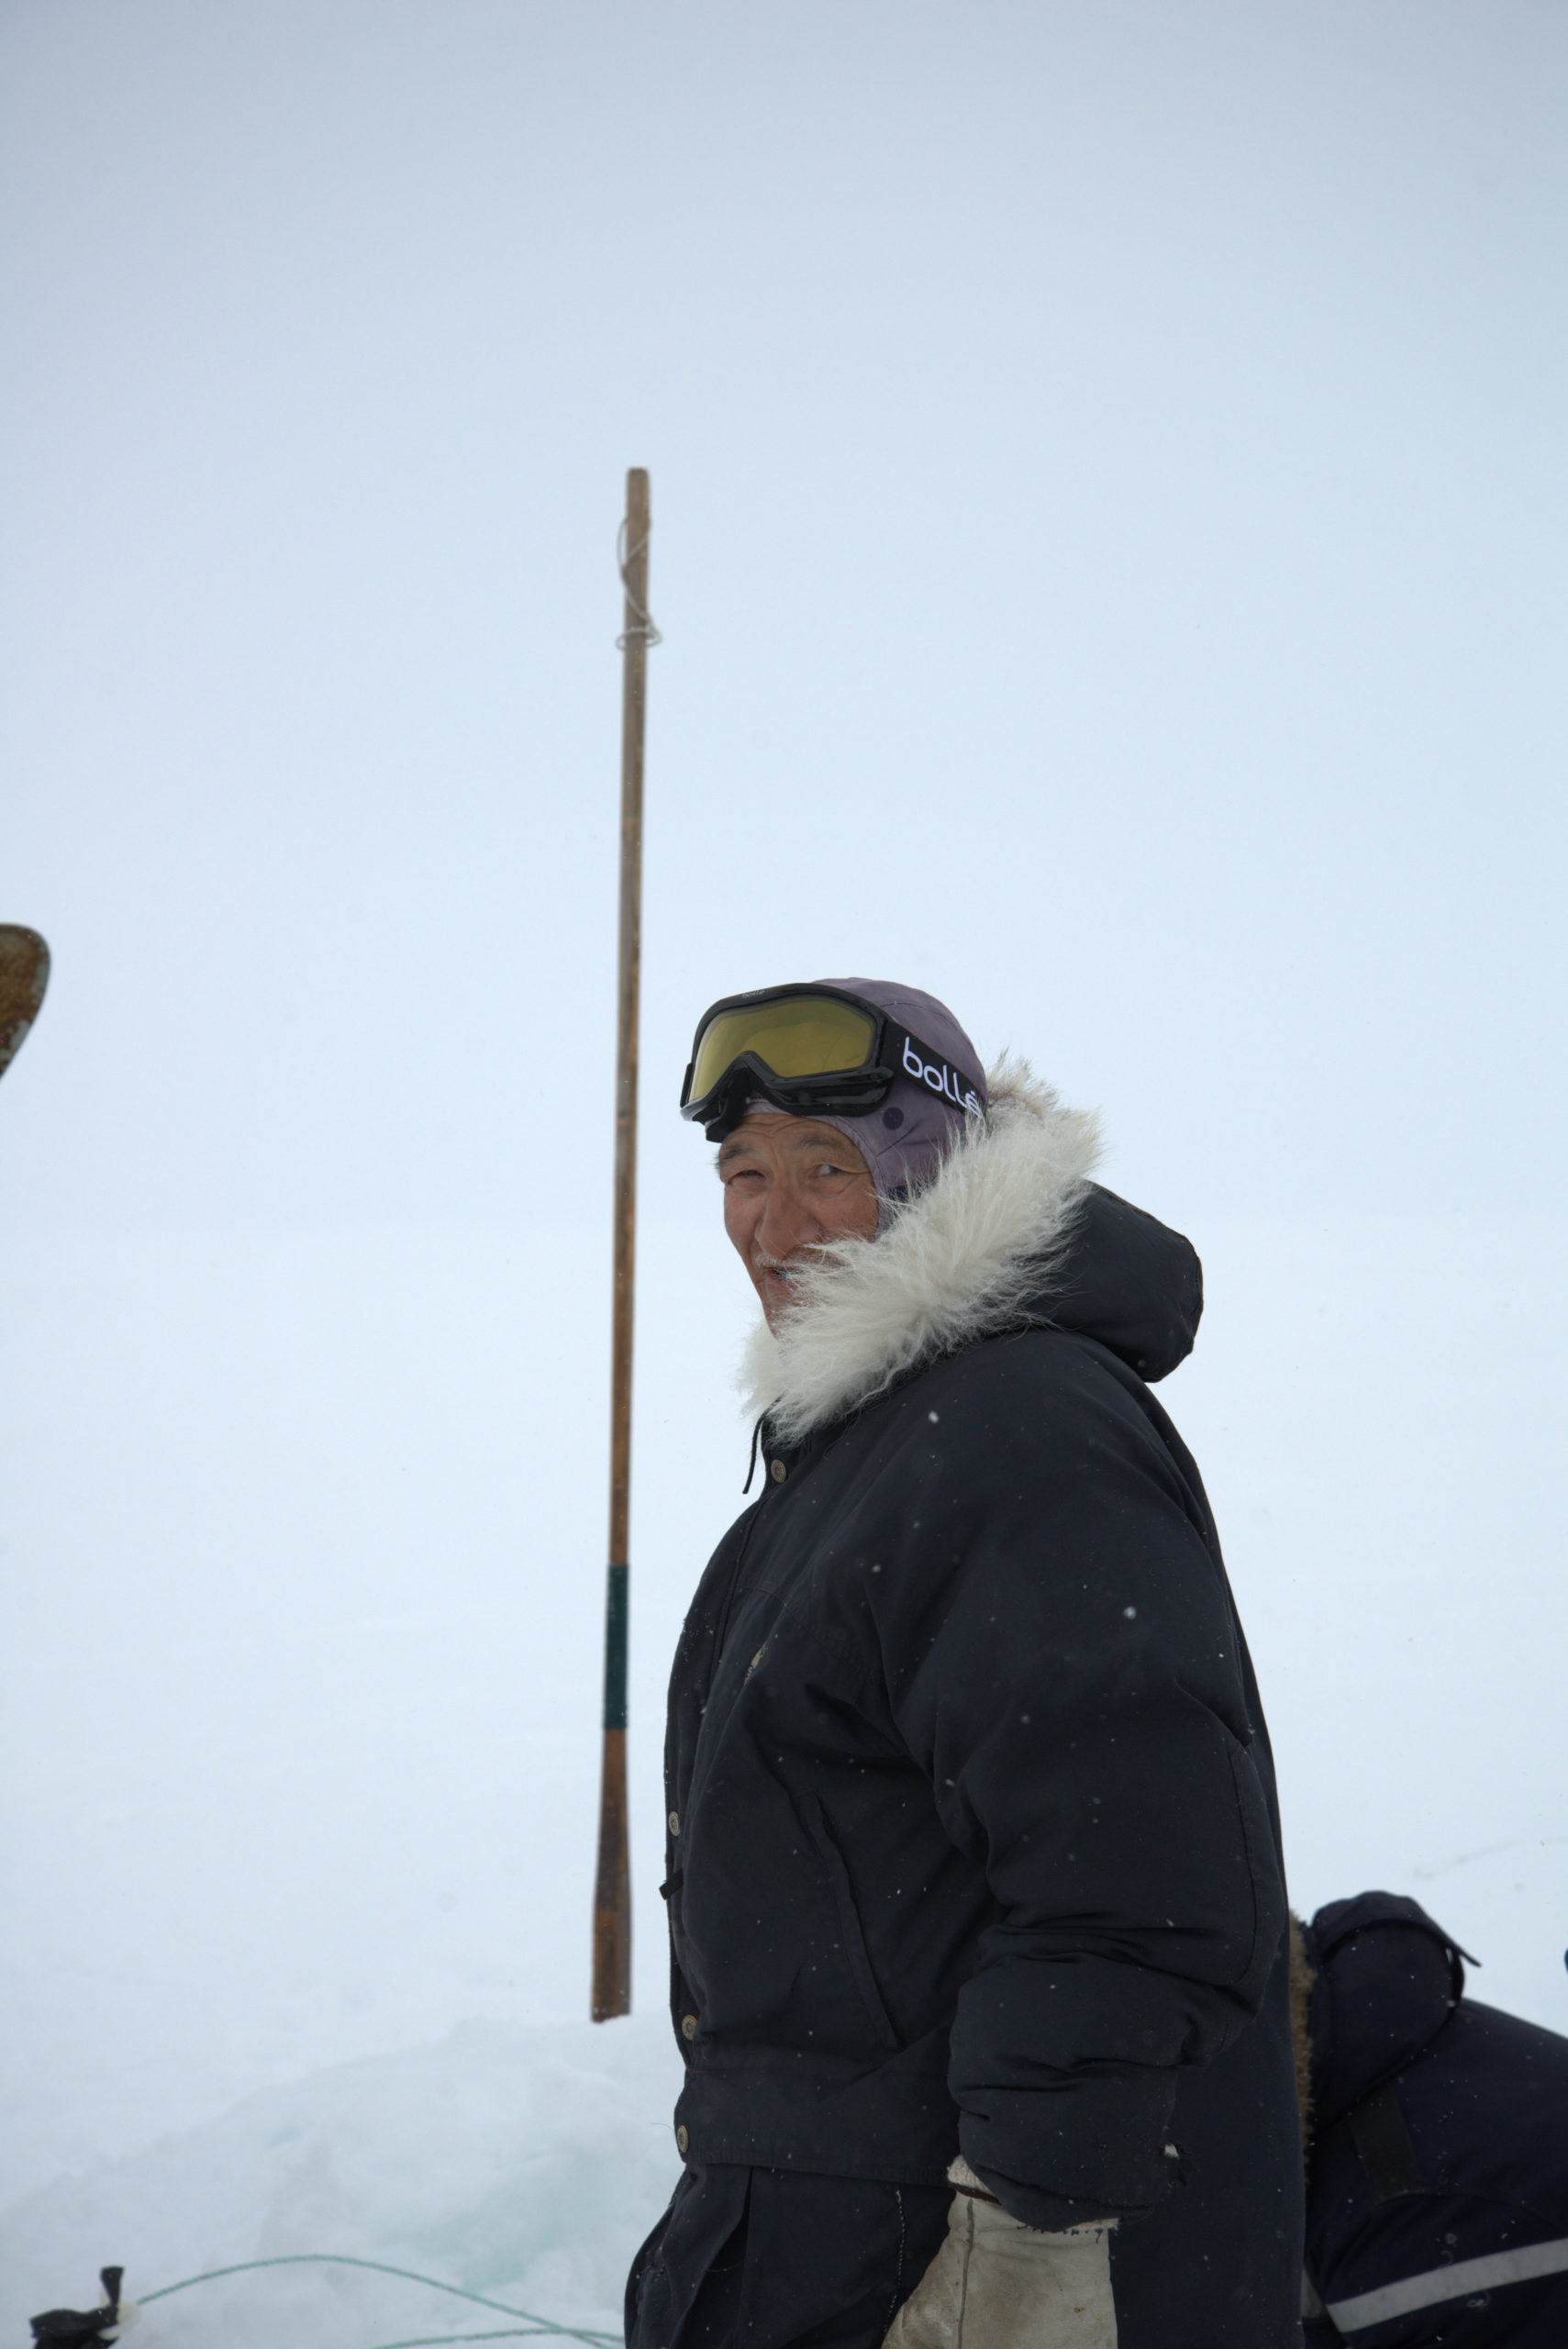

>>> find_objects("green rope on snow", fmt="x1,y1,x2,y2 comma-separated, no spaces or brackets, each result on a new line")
138,2253,620,2346
366,2334,557,2347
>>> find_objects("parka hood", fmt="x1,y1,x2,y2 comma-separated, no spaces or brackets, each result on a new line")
741,1056,1204,1442
1304,1891,1471,2135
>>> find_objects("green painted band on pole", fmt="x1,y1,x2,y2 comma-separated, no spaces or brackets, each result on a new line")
603,1562,628,1731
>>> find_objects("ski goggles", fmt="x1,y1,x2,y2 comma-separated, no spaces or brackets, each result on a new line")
680,984,985,1140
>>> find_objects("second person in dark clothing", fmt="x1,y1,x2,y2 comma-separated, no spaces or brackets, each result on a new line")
1298,1892,1568,2345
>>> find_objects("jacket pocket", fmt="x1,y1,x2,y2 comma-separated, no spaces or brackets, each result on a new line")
801,1792,902,2054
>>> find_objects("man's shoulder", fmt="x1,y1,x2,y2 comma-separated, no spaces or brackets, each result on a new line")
887,1319,1159,1446
841,1323,1210,1546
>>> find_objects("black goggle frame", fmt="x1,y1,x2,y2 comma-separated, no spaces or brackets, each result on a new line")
680,983,985,1143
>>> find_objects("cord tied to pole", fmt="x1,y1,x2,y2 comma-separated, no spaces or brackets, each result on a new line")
615,518,662,650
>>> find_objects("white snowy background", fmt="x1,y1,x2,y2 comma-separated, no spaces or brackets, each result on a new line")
2,3,1565,2341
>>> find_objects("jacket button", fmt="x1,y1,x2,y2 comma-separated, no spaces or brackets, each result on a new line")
676,2124,689,2154
682,2013,698,2040
770,1458,787,1483
668,1810,681,1836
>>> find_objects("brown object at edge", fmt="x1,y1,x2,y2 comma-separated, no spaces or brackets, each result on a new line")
593,468,652,2022
0,926,50,1085
593,1728,631,2022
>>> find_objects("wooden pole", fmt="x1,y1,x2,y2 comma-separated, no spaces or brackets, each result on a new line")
593,469,652,2021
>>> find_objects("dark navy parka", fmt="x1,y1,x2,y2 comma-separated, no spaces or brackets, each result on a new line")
660,1186,1305,2342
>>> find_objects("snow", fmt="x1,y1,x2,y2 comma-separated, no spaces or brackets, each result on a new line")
0,1217,750,2210
0,2014,684,2344
2,1210,1563,2345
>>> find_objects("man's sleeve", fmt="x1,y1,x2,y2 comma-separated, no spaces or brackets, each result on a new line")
884,1348,1287,2229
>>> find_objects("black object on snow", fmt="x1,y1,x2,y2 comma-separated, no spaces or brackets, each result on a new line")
29,2269,126,2344
1304,1893,1568,2344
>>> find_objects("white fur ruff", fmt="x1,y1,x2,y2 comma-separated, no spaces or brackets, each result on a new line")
740,1056,1102,1442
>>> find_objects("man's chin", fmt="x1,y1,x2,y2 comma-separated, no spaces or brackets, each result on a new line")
757,1269,799,1330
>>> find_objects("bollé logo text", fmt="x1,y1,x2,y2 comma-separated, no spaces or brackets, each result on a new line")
903,1037,984,1116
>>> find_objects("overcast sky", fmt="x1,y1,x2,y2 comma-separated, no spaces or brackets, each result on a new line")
3,0,1564,1234
2,0,1565,2202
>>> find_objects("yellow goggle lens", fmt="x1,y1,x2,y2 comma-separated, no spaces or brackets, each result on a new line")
690,996,878,1103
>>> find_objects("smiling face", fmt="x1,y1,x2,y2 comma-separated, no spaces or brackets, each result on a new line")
718,1111,880,1328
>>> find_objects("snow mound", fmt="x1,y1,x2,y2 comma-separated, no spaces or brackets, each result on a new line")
0,2012,684,2347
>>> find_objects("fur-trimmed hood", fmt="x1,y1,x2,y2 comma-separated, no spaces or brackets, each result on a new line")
741,1057,1204,1443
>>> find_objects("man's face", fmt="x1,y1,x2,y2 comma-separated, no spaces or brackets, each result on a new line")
718,1112,879,1328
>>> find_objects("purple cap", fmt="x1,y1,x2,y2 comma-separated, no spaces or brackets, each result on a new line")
742,977,987,1204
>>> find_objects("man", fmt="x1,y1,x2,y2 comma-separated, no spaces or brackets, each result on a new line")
1296,1893,1568,2343
628,978,1303,2349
